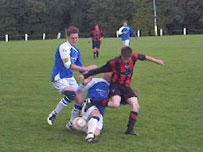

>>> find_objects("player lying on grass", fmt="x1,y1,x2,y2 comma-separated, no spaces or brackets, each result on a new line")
75,72,112,143
47,26,97,129
79,46,164,135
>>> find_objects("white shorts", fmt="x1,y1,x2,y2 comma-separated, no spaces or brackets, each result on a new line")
122,40,130,46
81,105,103,131
52,77,78,94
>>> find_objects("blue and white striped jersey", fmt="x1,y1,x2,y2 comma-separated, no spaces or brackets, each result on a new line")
51,41,83,81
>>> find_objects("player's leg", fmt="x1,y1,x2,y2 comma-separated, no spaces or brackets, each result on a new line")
47,86,76,126
96,41,101,58
122,40,130,47
107,95,121,108
66,91,83,130
47,78,76,125
94,115,103,136
96,48,99,58
125,88,140,135
85,109,101,143
48,77,82,126
92,41,97,59
84,84,122,110
122,40,125,46
66,78,83,130
81,102,101,143
93,47,97,59
84,95,121,111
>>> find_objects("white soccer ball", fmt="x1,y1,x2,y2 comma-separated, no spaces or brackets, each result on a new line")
72,117,87,132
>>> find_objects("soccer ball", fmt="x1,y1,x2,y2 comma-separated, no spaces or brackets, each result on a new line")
72,117,87,132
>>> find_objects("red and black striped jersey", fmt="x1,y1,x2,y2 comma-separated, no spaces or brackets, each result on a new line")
90,29,103,42
83,53,146,87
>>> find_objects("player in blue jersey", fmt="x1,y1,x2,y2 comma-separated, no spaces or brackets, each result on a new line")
47,26,97,129
76,72,112,143
117,20,137,47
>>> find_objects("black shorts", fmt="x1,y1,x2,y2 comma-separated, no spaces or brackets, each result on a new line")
92,41,101,49
109,83,137,103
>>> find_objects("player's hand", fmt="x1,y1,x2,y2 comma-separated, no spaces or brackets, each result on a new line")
88,40,90,44
78,75,84,81
157,59,164,65
86,64,97,71
133,88,139,96
83,77,92,85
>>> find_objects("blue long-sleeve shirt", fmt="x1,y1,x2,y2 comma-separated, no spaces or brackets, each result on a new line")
118,25,137,41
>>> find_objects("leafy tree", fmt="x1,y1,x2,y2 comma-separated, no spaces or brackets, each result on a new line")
132,0,154,35
0,0,202,38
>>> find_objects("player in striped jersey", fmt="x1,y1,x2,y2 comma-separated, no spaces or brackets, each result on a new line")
79,47,164,135
88,24,104,59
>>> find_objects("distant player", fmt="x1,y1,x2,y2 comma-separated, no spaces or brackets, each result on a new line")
117,20,137,47
88,24,104,59
77,72,112,143
47,26,96,129
79,47,164,135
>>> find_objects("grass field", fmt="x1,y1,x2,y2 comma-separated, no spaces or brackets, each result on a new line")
0,35,203,152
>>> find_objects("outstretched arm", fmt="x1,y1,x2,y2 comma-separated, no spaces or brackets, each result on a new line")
130,27,137,38
78,62,112,80
145,55,164,65
70,64,97,71
83,63,111,78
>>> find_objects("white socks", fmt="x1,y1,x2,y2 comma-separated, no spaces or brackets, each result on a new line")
87,116,100,135
53,98,69,115
70,104,82,122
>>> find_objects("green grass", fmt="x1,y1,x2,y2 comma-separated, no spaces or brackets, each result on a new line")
0,35,203,152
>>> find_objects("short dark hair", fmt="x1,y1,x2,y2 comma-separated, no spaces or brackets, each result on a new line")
65,26,79,36
121,47,132,58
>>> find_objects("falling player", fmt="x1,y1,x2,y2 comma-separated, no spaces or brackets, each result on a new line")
77,72,112,143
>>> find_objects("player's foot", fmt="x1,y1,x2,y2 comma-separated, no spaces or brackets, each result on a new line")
85,133,97,143
125,130,138,136
66,121,73,131
47,112,56,126
84,98,94,112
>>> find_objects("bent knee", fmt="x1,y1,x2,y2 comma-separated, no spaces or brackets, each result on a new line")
90,110,101,117
132,102,140,112
112,102,120,108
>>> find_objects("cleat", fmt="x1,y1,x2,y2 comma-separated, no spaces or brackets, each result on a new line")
125,130,139,136
66,121,73,131
47,113,56,126
84,98,94,112
86,137,97,143
85,133,97,143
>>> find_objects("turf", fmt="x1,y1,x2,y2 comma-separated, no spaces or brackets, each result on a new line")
0,35,202,152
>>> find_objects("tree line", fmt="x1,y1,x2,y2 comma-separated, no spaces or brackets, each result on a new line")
0,0,202,39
